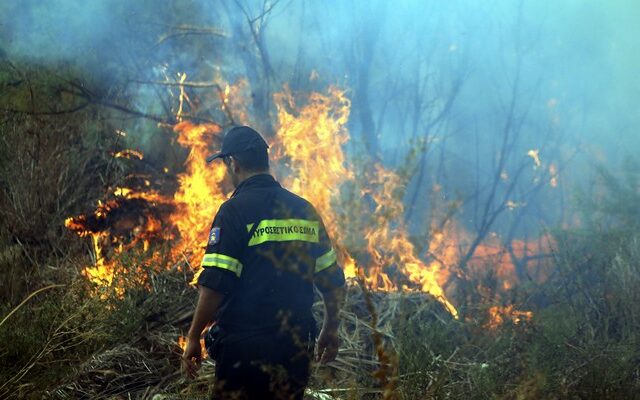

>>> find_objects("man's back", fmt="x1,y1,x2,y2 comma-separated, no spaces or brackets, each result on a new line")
199,174,340,335
197,174,344,399
182,126,345,400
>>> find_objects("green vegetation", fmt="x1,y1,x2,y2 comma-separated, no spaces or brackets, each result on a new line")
2,109,639,399
1,63,639,398
391,160,640,399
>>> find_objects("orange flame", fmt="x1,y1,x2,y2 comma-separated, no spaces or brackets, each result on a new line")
486,305,533,330
272,87,457,317
66,80,558,323
113,149,144,160
272,86,353,271
170,122,229,265
66,84,460,317
64,148,175,291
177,335,208,359
361,165,458,316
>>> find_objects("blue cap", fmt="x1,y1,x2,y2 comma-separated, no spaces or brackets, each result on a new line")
206,126,269,163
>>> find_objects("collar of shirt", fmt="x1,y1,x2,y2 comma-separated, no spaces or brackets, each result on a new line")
231,173,281,197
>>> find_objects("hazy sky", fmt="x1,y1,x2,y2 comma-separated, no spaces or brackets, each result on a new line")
2,1,638,230
2,1,637,153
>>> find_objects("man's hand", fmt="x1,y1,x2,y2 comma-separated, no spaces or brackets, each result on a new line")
316,285,344,364
182,285,225,379
181,336,202,379
315,327,340,364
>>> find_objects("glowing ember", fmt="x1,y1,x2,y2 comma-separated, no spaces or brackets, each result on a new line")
114,149,144,160
486,305,533,329
527,149,541,168
177,335,208,359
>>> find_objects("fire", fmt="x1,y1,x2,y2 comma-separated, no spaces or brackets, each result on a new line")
66,84,460,317
360,164,458,316
64,147,175,290
65,122,229,289
486,305,533,330
64,77,253,291
272,87,457,317
470,234,555,292
272,86,352,261
83,231,114,285
167,78,252,278
114,149,144,160
170,122,229,268
218,78,251,123
65,80,558,325
177,335,207,359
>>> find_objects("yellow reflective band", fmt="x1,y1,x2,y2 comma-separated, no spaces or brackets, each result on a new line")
247,219,320,246
315,248,337,273
201,253,243,277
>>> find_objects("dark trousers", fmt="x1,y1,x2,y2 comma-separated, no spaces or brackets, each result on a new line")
210,330,313,400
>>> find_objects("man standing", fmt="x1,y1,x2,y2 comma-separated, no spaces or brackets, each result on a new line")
181,126,346,399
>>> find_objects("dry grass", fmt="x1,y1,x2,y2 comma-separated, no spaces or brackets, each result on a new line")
2,234,639,400
32,276,455,400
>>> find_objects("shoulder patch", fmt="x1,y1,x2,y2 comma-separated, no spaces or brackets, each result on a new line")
208,227,221,245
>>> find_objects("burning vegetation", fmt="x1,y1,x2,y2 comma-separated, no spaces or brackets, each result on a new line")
63,83,551,332
2,78,574,399
2,2,640,399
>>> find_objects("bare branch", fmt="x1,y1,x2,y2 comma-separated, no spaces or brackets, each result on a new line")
156,25,227,45
1,102,90,116
130,79,221,88
252,0,282,25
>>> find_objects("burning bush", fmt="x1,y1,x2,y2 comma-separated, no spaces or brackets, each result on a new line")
0,110,116,304
1,39,638,398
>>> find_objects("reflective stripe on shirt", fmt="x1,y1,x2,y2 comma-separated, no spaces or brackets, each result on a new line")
201,253,243,277
315,248,337,273
246,219,320,246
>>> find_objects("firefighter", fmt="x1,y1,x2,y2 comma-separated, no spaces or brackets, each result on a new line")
181,126,346,399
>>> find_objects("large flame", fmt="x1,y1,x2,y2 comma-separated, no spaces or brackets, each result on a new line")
272,87,457,317
272,86,357,278
170,122,229,264
65,80,558,324
362,165,458,316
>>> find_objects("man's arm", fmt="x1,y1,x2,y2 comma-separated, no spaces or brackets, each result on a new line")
316,285,346,364
312,215,346,363
181,285,225,379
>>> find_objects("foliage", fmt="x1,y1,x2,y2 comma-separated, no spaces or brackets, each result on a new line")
0,249,195,399
1,103,640,398
1,51,639,399
0,107,117,305
392,162,640,399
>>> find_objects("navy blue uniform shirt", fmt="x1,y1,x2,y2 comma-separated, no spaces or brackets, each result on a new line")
198,174,345,334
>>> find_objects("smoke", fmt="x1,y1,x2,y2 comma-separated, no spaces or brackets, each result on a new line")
2,0,638,236
1,1,113,61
